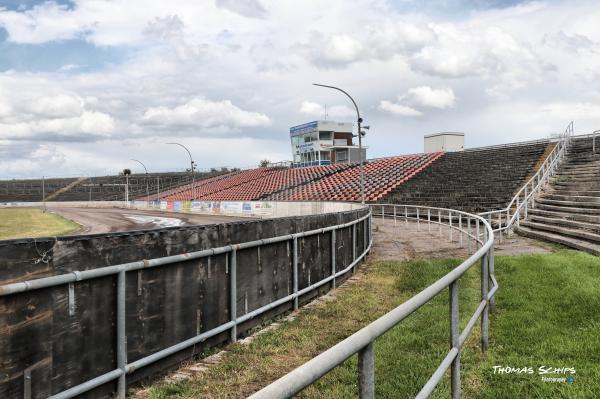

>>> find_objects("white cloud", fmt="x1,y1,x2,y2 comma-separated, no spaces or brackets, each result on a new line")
299,101,355,119
141,97,272,131
1,0,600,177
378,101,422,117
0,111,115,140
26,94,85,118
405,86,456,109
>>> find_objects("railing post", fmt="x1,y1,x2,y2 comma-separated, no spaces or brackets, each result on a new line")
524,187,528,219
481,250,489,352
358,342,375,399
489,244,496,314
449,211,453,241
438,210,442,237
450,280,460,399
516,196,520,227
476,219,480,248
498,213,502,244
427,208,431,232
293,238,298,311
381,205,384,222
467,218,471,254
117,271,127,399
458,214,463,247
364,217,368,256
405,205,408,226
331,230,336,289
393,206,397,226
416,208,420,231
230,249,238,342
352,224,357,273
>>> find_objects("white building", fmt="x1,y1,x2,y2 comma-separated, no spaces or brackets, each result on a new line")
290,120,367,166
424,132,465,152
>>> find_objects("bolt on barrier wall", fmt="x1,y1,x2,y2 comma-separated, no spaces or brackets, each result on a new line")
0,205,371,399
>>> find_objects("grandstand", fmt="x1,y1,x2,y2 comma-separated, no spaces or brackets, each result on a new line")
268,153,443,202
382,141,551,212
0,170,229,202
146,140,551,213
0,140,555,214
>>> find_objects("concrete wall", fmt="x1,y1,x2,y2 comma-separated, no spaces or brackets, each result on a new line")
0,204,370,399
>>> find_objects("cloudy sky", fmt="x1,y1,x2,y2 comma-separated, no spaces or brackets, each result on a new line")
1,0,600,178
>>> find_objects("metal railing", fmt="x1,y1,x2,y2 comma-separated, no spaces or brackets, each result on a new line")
250,204,498,399
479,121,574,234
0,208,372,399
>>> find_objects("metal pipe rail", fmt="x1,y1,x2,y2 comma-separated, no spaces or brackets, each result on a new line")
479,121,574,234
249,204,497,399
0,208,373,399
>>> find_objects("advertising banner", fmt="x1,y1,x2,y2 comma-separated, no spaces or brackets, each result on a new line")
222,202,243,214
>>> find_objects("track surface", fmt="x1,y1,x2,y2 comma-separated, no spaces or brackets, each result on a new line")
48,207,253,235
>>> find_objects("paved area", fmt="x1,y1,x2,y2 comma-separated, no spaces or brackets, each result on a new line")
371,218,553,261
47,207,253,235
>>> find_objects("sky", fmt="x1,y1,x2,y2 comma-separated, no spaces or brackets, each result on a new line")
1,0,600,178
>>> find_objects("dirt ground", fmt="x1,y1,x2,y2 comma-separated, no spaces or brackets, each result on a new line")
46,207,253,235
371,218,553,261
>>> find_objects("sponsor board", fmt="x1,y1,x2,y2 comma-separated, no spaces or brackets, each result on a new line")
252,201,273,216
222,202,243,214
160,201,168,210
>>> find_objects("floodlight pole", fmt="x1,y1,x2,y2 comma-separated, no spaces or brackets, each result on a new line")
131,159,150,202
313,83,365,204
166,142,196,189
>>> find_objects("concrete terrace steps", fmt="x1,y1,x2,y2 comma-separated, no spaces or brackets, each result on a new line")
528,214,600,233
516,225,600,256
541,194,600,203
519,220,600,244
529,208,600,224
536,197,600,208
536,202,600,215
382,141,550,212
516,136,600,255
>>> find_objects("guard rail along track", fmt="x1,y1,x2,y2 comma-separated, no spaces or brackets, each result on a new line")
250,204,498,399
0,207,373,399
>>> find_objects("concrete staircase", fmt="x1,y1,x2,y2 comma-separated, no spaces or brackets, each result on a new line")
517,137,600,255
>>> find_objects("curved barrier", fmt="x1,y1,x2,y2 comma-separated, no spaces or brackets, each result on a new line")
250,204,497,399
0,204,371,399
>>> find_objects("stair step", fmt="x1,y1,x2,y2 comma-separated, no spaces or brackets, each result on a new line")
529,215,600,233
548,189,600,196
537,203,600,215
536,198,600,208
542,194,600,203
515,225,600,256
520,220,600,244
529,208,600,223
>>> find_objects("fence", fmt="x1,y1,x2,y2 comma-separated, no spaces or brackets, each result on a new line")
0,206,372,399
479,121,574,235
250,204,498,399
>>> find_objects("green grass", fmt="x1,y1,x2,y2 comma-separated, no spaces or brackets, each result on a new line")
0,208,80,240
143,250,600,398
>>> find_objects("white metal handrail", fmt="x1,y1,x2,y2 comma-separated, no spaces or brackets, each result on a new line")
250,204,497,399
479,121,574,233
